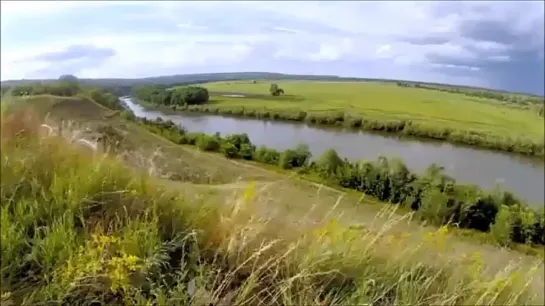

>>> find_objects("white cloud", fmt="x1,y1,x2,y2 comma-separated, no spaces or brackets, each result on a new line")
376,44,392,55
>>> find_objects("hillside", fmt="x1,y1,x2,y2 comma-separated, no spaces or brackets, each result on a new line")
1,94,544,305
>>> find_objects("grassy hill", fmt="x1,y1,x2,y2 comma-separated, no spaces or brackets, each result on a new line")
1,94,544,305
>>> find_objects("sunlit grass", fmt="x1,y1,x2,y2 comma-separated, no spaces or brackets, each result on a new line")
1,99,543,305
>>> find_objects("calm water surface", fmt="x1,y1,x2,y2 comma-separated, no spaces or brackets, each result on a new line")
122,98,545,206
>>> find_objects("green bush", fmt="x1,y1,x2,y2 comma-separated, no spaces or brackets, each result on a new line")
294,144,312,167
254,146,280,164
278,149,298,169
181,132,203,145
316,148,344,174
239,143,254,160
196,135,220,151
220,142,238,158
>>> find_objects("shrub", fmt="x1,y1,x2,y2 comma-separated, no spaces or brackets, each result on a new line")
293,144,312,167
120,110,136,121
196,135,220,151
254,146,280,164
182,132,203,146
491,206,514,245
279,149,298,169
224,133,252,150
220,142,238,158
316,148,344,174
239,143,254,160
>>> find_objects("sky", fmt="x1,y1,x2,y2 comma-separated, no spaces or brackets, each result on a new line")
1,1,544,95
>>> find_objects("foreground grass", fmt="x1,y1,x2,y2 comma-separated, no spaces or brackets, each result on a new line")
2,103,545,305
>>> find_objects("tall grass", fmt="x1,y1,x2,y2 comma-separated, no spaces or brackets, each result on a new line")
1,104,543,305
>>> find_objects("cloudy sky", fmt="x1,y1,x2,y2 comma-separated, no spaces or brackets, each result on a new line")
1,1,543,95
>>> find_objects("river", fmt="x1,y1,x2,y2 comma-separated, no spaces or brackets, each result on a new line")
122,97,544,206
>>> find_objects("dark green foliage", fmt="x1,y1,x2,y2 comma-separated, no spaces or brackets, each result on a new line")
133,85,209,106
239,143,254,160
171,86,209,105
120,110,136,121
224,133,251,150
58,74,79,82
269,83,284,96
316,149,344,174
253,146,280,164
294,144,312,167
136,116,545,247
278,149,299,169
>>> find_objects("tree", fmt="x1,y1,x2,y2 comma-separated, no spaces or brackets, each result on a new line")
58,74,79,82
269,83,284,96
317,149,344,174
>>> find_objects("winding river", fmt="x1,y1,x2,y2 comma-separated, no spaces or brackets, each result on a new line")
122,97,545,207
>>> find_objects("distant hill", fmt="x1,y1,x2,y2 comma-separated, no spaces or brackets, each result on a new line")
2,71,543,98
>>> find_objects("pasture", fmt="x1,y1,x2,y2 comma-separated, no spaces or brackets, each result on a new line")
196,81,544,142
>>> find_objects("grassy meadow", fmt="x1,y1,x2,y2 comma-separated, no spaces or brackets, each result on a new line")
1,94,545,305
145,80,545,156
200,81,544,139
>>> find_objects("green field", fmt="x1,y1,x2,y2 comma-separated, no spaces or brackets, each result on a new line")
197,81,544,141
2,95,544,305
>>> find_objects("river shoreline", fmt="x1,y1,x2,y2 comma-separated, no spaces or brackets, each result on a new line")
130,97,545,158
121,97,545,205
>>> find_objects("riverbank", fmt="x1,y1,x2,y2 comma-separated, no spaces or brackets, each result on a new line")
124,109,545,252
203,81,544,142
133,92,545,158
135,96,545,156
125,97,545,204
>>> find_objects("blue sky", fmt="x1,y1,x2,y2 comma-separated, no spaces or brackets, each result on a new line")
1,1,544,95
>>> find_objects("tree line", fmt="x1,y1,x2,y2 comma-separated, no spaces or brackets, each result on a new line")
132,85,209,106
120,111,544,249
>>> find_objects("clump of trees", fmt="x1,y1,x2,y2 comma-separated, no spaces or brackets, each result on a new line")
269,83,285,96
133,85,209,106
127,115,545,249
